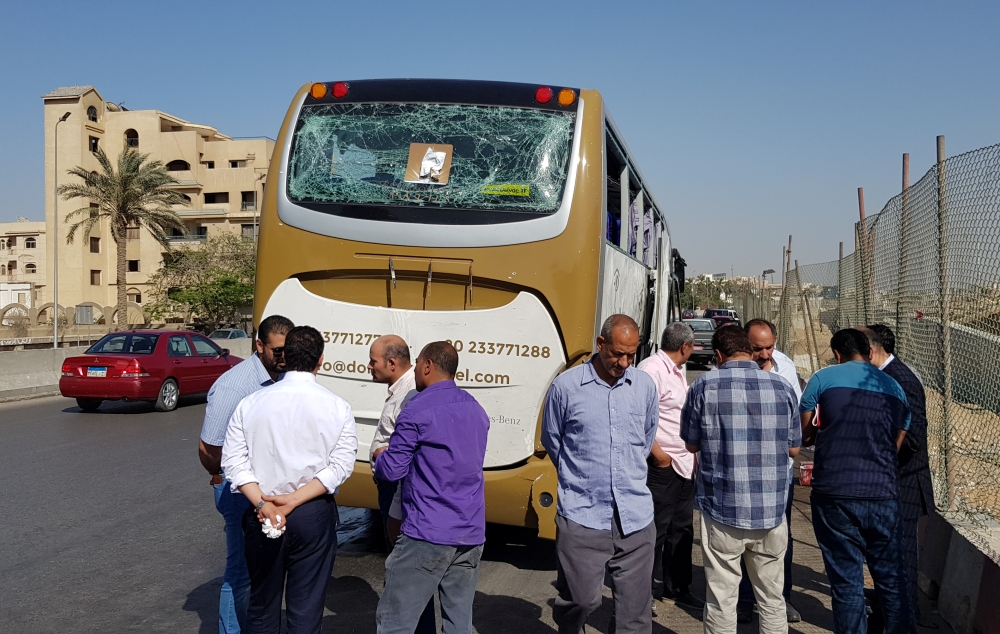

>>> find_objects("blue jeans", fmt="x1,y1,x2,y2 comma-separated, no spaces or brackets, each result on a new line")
215,481,252,634
810,493,913,634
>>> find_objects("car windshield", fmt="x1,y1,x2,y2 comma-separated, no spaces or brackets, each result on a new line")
686,320,715,332
86,333,158,355
208,330,231,338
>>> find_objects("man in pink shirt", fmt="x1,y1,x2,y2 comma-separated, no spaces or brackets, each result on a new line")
637,321,704,612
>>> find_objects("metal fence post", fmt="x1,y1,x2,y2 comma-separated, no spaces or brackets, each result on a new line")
858,187,871,324
837,242,844,331
898,153,910,351
796,260,820,374
937,135,955,511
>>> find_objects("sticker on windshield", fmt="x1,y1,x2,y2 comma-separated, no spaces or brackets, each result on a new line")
404,143,453,185
480,184,531,197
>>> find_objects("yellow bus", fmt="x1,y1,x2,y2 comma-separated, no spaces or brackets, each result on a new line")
254,79,683,538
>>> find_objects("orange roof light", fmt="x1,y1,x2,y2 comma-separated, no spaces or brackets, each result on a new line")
310,83,328,99
558,88,576,107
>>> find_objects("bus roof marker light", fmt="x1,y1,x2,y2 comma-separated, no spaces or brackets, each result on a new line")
558,89,576,107
332,82,349,99
535,86,553,104
310,83,328,99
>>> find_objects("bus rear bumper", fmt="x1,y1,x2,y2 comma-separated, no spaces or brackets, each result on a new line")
335,455,558,539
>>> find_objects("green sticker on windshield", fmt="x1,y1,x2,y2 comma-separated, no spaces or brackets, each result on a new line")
480,184,531,197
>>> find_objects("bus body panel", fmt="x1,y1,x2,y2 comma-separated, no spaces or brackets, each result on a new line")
261,279,566,468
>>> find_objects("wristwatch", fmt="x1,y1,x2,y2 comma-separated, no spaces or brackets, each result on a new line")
256,500,267,513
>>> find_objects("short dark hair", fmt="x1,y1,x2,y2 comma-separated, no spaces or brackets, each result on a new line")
421,341,459,377
600,314,639,341
282,326,324,372
712,325,752,357
257,314,294,346
867,324,896,354
744,318,777,338
383,341,410,364
830,328,870,360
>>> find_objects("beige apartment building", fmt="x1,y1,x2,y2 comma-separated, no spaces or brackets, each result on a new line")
42,85,274,322
0,218,46,311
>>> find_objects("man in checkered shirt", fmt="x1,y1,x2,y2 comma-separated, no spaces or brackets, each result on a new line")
681,326,801,634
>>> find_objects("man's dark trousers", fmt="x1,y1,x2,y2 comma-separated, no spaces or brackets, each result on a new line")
739,478,794,603
243,495,338,634
646,461,694,599
810,492,913,634
375,479,436,634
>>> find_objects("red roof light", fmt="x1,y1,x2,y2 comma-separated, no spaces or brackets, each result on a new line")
332,82,349,99
535,86,553,104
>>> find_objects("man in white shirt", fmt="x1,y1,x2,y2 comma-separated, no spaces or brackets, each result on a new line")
740,319,802,623
222,326,358,634
368,335,435,634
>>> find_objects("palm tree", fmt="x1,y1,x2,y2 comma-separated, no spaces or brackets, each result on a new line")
59,148,188,326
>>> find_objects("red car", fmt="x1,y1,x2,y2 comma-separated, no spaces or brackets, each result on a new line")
59,330,243,412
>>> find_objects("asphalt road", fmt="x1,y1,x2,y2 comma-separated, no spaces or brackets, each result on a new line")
1,372,841,634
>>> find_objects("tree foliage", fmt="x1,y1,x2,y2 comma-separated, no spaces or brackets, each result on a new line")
58,148,186,325
146,234,257,332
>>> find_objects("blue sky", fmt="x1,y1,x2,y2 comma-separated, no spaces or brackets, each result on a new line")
2,0,998,277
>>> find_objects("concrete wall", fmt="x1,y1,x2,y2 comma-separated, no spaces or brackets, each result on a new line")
0,337,253,401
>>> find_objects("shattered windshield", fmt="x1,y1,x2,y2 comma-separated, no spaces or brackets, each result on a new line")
286,103,575,214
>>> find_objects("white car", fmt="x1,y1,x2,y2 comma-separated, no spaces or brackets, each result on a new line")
208,329,249,341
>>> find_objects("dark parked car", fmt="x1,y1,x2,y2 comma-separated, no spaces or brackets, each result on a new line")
710,315,738,329
704,308,741,326
683,319,717,365
681,309,698,320
59,330,242,413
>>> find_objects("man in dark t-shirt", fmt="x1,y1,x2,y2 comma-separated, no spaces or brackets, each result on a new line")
799,329,914,634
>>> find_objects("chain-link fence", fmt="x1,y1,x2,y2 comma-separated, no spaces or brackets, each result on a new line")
736,141,1000,560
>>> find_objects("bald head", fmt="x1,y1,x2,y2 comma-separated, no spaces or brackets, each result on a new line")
368,334,412,384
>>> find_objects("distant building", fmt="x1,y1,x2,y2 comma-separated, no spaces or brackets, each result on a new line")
42,85,274,321
0,218,46,311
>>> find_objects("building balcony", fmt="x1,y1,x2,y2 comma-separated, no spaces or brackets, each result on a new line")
166,234,208,244
240,201,257,211
175,208,227,218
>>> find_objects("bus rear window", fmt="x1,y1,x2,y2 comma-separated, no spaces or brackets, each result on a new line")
286,103,575,214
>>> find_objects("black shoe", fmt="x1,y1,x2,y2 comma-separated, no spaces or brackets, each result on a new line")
786,602,801,623
674,592,705,611
737,601,754,624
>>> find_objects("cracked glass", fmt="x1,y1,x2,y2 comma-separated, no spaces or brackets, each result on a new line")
287,103,576,214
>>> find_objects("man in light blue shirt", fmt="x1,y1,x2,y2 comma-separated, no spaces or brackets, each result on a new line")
198,314,293,634
542,314,658,634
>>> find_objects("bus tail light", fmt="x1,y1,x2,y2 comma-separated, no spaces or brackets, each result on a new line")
535,86,553,104
310,83,328,99
121,359,150,378
332,82,349,99
558,88,576,106
61,361,74,377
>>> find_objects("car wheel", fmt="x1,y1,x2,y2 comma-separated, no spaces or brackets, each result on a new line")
154,378,179,412
76,398,102,412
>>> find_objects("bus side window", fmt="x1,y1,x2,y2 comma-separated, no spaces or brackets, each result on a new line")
605,130,624,247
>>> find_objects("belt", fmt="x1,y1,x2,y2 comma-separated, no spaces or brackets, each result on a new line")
210,474,224,486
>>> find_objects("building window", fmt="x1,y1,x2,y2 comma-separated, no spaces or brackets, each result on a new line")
25,263,36,274
203,192,229,204
90,237,100,253
127,260,140,272
128,290,142,304
17,292,26,304
89,136,100,153
166,160,190,171
241,224,257,238
87,106,98,123
241,191,256,211
180,194,192,203
124,129,139,148
90,270,101,286
126,226,140,240
230,160,246,168
5,237,14,248
196,226,208,237
0,239,5,249
201,161,215,169
7,260,15,271
24,237,36,249
0,265,5,275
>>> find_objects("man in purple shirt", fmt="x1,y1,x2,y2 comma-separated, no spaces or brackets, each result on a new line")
373,341,490,634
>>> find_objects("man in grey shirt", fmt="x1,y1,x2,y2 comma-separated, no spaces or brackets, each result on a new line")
542,314,659,634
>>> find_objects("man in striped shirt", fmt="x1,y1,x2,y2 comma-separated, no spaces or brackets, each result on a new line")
198,314,294,634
